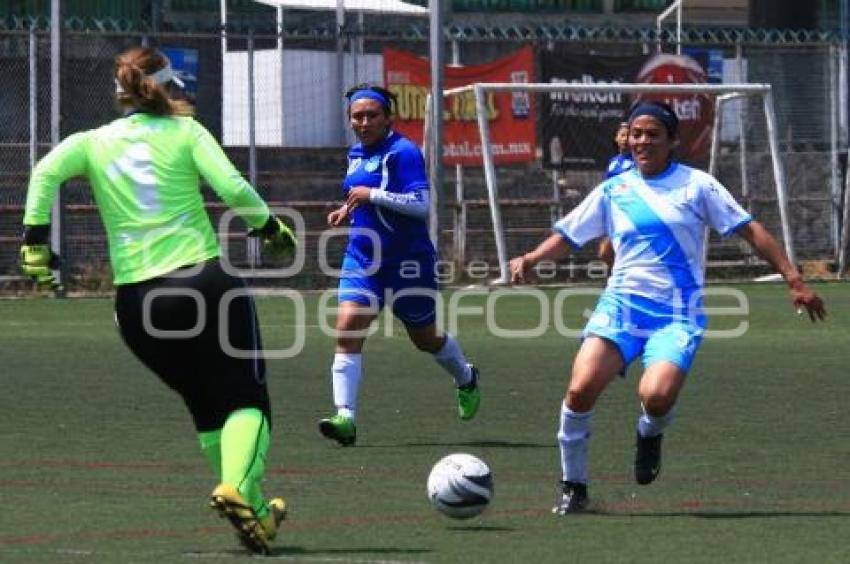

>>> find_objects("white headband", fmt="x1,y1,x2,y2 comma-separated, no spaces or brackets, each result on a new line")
148,62,185,88
114,61,185,94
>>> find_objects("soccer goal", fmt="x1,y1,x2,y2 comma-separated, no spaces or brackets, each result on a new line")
438,82,795,284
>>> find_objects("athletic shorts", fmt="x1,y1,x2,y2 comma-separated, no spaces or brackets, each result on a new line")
338,252,438,328
114,258,271,431
583,292,706,373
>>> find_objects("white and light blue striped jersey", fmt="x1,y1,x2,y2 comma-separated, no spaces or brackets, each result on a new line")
343,130,434,265
555,162,752,306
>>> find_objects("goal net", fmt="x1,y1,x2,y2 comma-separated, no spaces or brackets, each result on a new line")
436,82,795,284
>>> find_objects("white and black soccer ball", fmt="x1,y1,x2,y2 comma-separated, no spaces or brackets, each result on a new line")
427,453,493,519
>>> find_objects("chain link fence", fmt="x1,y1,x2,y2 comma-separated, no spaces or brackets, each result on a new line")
0,23,845,291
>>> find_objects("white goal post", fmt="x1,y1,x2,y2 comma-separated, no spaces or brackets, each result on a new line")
441,82,795,284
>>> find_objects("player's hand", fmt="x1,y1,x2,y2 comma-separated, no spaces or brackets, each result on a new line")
345,186,372,211
789,280,826,322
509,254,534,285
327,205,350,227
249,216,297,259
20,244,59,287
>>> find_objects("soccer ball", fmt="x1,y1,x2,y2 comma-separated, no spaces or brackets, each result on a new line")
426,453,493,519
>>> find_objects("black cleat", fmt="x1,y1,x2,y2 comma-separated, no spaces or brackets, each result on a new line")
552,480,589,515
634,432,663,485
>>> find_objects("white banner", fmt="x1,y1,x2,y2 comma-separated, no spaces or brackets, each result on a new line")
223,49,382,147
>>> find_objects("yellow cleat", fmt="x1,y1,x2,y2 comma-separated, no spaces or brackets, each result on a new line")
261,497,287,541
209,484,287,555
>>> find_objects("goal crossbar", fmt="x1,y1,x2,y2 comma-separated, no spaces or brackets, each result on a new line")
442,82,793,284
443,83,774,96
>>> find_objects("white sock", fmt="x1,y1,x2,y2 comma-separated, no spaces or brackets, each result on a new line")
433,334,472,387
637,404,674,438
332,353,362,421
557,403,593,484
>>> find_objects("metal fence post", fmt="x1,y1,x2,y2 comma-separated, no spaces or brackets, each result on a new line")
450,39,465,268
247,31,259,269
737,42,750,212
429,0,445,252
50,0,64,293
830,44,841,258
29,27,38,171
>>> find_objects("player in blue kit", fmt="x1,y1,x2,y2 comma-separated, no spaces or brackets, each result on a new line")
599,121,635,267
510,101,826,514
605,121,635,179
318,85,480,446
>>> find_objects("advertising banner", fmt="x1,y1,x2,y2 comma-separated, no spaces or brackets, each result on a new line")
540,50,716,168
383,47,536,166
540,51,643,169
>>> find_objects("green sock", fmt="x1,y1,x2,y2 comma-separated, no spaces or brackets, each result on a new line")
198,429,222,480
221,408,270,517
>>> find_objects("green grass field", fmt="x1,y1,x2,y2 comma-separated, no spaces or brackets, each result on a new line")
1,283,849,563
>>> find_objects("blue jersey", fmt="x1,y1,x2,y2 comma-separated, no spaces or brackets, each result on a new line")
343,130,434,265
555,162,752,307
605,153,635,179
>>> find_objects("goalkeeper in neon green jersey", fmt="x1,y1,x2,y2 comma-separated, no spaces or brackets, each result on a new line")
21,47,296,555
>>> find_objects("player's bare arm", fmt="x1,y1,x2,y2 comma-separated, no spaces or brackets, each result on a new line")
510,233,572,284
736,221,826,322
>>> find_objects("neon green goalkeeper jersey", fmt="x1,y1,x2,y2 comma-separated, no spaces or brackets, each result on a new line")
24,113,270,284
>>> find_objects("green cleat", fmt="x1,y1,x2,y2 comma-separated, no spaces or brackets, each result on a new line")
457,365,481,421
318,414,357,446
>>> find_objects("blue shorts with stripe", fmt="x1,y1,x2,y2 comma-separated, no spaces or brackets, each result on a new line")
338,252,438,328
583,292,706,373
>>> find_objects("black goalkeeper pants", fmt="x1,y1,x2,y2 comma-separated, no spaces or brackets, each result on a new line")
115,258,271,432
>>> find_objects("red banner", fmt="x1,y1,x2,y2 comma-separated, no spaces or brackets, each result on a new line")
383,47,536,166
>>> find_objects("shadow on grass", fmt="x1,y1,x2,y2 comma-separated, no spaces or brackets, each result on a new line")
444,525,515,532
186,546,432,559
362,439,553,449
269,546,433,557
687,511,850,519
598,510,850,519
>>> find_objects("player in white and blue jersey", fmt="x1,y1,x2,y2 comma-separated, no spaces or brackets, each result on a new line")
510,101,826,515
318,85,480,446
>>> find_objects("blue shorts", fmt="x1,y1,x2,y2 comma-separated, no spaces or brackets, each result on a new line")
338,253,438,328
583,292,706,373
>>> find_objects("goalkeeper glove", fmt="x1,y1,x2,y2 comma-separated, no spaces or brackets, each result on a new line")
248,215,297,259
20,244,59,287
21,225,60,288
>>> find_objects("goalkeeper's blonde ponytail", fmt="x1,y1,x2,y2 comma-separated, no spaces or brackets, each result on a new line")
114,47,193,117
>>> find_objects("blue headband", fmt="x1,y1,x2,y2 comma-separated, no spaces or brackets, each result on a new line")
628,103,679,135
348,89,390,109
